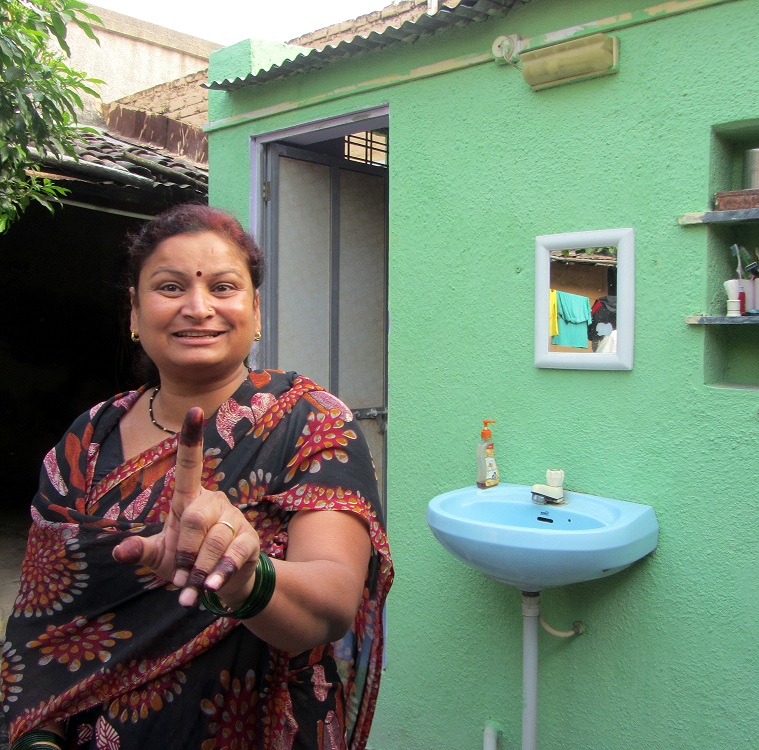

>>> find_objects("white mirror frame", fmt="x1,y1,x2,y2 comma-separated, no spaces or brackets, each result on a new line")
534,227,635,371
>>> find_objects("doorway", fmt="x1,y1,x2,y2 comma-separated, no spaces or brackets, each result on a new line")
254,109,389,509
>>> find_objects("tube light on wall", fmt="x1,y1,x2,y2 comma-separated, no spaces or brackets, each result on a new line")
519,34,619,91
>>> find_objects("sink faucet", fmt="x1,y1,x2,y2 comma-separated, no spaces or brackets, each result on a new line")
531,469,565,504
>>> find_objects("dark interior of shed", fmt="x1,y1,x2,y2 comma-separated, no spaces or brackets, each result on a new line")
1,203,145,508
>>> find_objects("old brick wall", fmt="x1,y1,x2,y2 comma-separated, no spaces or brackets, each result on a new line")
112,70,209,130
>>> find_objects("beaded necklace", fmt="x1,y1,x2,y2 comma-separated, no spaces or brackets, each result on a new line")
148,386,176,435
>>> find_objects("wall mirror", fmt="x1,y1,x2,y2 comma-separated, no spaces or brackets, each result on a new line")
534,227,635,370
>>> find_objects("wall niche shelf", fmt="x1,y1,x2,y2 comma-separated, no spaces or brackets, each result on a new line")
686,315,759,325
679,120,759,389
678,208,759,225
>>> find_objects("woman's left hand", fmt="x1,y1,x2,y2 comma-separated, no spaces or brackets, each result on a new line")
112,407,259,607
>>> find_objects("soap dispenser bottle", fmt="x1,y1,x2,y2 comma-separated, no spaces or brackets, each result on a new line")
476,420,500,489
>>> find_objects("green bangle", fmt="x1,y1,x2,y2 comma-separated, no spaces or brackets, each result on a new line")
201,552,276,619
11,730,64,750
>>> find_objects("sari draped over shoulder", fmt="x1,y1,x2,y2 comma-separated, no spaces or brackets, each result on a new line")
2,371,393,750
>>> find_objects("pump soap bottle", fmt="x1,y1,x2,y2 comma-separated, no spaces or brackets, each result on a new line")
476,419,500,489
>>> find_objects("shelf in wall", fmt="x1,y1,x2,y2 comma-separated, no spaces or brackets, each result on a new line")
686,315,759,325
682,121,759,390
678,208,759,225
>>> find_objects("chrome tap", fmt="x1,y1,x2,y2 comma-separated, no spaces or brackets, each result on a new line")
531,469,565,504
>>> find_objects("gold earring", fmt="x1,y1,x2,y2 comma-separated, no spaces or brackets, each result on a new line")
253,331,262,342
131,331,140,343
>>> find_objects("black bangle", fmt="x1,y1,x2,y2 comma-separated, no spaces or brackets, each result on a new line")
201,553,276,619
10,730,64,750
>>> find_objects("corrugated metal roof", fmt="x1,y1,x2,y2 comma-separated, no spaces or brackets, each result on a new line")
206,0,521,91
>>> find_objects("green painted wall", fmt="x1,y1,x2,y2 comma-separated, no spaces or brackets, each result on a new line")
208,1,759,747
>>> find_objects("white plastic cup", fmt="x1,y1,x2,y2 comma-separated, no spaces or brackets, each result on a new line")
742,281,755,311
726,299,741,317
724,279,740,300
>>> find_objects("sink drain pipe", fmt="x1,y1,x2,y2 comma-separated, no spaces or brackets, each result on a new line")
519,592,584,750
522,593,540,750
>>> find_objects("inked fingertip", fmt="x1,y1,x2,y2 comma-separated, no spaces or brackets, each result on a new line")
180,407,204,446
113,537,142,564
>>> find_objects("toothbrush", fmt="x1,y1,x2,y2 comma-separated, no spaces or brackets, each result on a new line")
730,244,743,278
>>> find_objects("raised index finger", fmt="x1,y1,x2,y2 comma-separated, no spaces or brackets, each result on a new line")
173,407,205,513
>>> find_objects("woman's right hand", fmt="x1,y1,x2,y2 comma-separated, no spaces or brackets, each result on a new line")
112,407,260,608
114,408,373,655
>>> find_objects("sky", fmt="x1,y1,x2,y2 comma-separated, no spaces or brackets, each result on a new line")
88,0,389,45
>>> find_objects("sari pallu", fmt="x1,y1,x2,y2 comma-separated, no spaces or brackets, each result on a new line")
2,370,393,750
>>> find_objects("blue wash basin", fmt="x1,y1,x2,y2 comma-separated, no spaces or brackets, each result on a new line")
427,484,659,592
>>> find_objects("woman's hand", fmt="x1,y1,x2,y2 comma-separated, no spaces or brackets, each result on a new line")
113,407,374,654
112,407,259,607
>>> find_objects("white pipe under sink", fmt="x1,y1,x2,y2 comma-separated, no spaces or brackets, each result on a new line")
519,592,583,749
522,593,540,750
480,594,584,750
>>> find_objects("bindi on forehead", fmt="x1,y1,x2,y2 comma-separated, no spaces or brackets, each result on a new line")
196,271,202,277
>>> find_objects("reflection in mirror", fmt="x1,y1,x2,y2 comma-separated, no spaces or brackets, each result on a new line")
535,228,634,370
550,247,617,352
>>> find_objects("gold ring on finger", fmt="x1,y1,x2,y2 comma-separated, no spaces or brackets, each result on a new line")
217,520,237,535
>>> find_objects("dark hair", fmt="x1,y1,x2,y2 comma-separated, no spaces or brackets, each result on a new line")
125,203,264,383
126,203,264,291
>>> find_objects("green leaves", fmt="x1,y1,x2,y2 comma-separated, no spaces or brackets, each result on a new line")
0,0,101,232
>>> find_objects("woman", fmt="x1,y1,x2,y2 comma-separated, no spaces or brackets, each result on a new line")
2,204,393,750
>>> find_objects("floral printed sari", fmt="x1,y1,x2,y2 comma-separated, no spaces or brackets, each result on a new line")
2,371,393,750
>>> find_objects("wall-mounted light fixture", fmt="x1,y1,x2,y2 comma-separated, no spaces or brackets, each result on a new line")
520,34,619,91
493,33,619,92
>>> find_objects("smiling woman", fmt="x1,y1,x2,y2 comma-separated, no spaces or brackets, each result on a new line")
129,229,261,405
2,204,393,750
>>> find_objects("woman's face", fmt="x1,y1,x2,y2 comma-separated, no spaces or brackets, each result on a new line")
130,231,260,383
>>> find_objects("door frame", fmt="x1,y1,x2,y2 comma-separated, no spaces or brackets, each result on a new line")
249,106,390,508
248,104,389,240
261,143,387,379
248,104,390,372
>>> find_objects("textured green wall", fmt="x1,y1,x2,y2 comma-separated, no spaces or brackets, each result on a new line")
208,1,759,747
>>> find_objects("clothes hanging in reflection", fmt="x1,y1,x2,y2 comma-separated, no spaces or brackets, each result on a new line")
588,295,617,351
549,289,559,338
551,290,592,349
597,329,617,353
